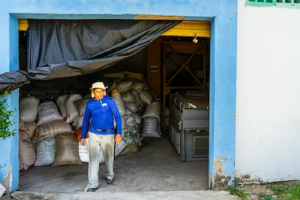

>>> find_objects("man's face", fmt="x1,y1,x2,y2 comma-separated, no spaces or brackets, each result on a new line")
93,88,105,100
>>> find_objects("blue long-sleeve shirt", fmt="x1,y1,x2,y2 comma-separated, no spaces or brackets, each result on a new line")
81,96,122,138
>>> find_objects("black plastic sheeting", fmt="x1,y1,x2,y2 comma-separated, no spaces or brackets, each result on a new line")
0,19,180,94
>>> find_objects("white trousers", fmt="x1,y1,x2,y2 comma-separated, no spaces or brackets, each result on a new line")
88,132,115,189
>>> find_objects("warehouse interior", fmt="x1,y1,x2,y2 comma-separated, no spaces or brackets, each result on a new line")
17,20,211,192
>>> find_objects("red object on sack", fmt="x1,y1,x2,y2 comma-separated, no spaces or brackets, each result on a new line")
76,125,90,139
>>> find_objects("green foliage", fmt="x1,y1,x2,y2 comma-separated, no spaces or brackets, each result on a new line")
225,186,248,200
260,193,275,200
0,163,7,170
270,182,300,200
0,92,17,140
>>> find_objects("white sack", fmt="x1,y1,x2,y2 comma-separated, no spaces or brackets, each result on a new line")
125,102,139,113
103,72,124,79
116,81,132,93
141,102,161,122
21,122,37,140
73,115,84,129
78,140,89,163
131,90,143,106
121,92,135,103
65,94,82,123
115,140,127,157
128,78,144,93
126,116,135,123
37,101,63,126
0,184,5,198
74,99,89,116
36,120,72,139
34,138,56,166
20,96,40,123
131,113,141,124
142,117,161,138
140,90,153,105
56,95,69,118
126,122,135,127
79,138,104,164
112,92,126,116
125,107,132,115
19,136,36,170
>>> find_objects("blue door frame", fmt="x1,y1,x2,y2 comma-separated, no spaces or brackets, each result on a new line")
0,0,236,191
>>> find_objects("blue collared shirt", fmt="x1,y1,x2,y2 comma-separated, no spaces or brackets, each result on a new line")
81,96,122,138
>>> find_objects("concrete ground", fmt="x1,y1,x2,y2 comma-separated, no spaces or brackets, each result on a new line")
19,137,208,193
12,137,240,200
11,190,240,200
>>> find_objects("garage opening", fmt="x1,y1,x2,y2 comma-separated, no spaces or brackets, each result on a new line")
18,19,211,192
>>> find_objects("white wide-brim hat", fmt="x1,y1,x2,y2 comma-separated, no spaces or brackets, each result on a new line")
90,82,108,98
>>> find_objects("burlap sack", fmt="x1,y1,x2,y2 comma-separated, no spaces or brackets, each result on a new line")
36,120,72,139
19,134,36,170
21,122,37,140
37,101,63,126
52,133,82,167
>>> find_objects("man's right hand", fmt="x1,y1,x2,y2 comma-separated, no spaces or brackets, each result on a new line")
80,139,86,146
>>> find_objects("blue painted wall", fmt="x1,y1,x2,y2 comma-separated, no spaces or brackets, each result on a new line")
0,1,19,192
0,0,237,190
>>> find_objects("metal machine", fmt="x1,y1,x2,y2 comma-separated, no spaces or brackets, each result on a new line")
168,92,209,161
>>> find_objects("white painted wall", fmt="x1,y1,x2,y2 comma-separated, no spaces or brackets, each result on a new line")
236,0,300,182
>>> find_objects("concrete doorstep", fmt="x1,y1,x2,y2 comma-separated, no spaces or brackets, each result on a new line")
11,190,240,200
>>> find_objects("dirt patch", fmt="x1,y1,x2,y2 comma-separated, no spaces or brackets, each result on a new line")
214,175,232,188
237,184,274,200
213,156,233,189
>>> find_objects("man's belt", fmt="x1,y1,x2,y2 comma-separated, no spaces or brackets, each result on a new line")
94,127,114,133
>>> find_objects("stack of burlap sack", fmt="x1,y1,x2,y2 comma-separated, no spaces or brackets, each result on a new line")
19,95,83,170
18,71,163,170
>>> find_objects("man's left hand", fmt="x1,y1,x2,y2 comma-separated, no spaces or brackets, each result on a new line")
115,134,122,144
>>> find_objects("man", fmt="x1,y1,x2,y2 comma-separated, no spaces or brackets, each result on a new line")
80,82,122,192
